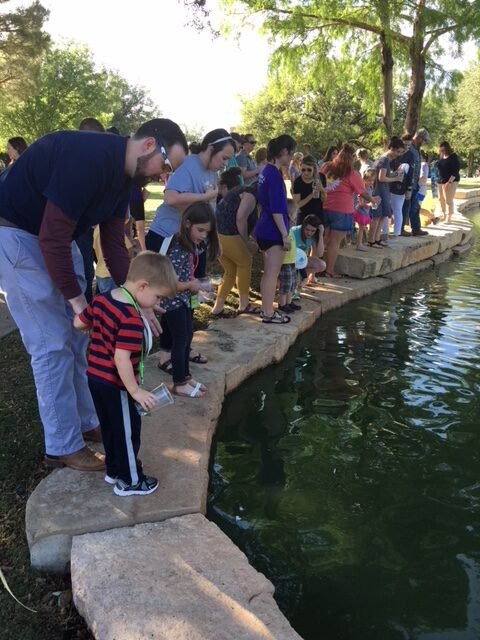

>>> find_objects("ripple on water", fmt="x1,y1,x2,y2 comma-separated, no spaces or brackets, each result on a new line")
209,214,480,640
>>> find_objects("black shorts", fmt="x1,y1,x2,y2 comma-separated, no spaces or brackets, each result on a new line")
256,237,283,251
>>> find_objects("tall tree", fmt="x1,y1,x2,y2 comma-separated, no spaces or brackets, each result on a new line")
450,63,480,176
0,44,160,142
240,72,378,154
187,0,480,135
0,0,50,101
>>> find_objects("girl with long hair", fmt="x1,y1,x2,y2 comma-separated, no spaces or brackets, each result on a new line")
161,202,220,398
320,143,379,277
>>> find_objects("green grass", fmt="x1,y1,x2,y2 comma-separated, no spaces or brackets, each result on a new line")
0,332,93,640
456,178,480,190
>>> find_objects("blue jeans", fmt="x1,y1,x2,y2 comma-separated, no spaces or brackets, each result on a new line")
0,227,98,456
402,188,421,232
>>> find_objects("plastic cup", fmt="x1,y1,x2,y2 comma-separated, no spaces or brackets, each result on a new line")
135,383,174,417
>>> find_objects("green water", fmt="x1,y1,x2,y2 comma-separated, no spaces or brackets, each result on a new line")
208,215,480,640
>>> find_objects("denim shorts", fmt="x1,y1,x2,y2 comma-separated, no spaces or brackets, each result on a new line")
324,210,354,232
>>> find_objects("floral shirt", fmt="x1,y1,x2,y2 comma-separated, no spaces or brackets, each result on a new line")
162,237,194,312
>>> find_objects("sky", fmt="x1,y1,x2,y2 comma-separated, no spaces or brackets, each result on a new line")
40,0,271,135
8,0,478,136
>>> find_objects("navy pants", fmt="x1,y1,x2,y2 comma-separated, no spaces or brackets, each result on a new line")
75,227,95,303
402,188,421,233
163,304,193,384
88,379,144,485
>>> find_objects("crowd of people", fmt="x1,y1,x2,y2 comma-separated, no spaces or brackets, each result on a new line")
0,120,462,497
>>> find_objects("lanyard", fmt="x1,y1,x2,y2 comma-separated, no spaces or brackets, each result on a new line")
119,286,151,386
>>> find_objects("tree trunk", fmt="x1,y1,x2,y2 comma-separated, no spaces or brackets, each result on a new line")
380,32,394,137
404,52,426,135
467,152,474,178
404,0,426,135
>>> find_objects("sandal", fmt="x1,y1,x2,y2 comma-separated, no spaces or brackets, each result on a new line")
172,381,205,398
262,310,291,324
367,242,382,249
157,359,173,375
237,303,262,315
210,310,237,319
324,271,343,279
189,352,208,364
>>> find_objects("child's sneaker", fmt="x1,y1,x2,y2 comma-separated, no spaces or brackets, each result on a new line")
289,302,302,311
113,476,159,497
292,289,301,301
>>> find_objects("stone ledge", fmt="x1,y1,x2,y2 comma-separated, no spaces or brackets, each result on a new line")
26,219,475,574
71,514,302,640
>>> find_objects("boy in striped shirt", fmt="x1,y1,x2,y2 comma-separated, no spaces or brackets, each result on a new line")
74,251,176,496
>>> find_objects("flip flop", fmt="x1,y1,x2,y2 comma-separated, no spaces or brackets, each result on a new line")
262,310,291,324
237,304,262,315
324,272,343,279
210,310,237,319
189,352,208,364
157,359,173,375
185,377,207,392
172,382,205,398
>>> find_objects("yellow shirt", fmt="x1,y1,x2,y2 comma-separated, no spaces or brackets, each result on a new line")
282,229,297,265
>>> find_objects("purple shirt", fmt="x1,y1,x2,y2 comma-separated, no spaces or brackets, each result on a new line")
255,163,289,241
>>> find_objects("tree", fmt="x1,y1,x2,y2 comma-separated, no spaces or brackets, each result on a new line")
450,64,480,175
107,76,159,135
187,0,480,135
0,43,160,142
0,0,50,101
239,73,379,155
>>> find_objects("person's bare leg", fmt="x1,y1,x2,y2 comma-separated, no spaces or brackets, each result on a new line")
261,246,285,317
325,230,345,275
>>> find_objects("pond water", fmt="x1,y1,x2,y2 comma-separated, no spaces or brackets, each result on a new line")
208,214,480,640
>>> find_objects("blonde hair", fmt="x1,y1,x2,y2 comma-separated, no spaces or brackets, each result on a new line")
127,251,177,297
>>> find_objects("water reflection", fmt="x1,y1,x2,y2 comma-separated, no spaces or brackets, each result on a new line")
209,213,480,640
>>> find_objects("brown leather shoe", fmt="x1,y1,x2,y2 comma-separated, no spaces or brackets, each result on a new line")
400,230,411,236
412,229,429,236
44,447,105,471
83,426,103,443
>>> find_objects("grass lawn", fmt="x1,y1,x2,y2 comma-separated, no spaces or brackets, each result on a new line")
0,332,93,640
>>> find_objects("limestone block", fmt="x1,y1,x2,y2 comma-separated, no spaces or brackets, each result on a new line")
72,514,302,640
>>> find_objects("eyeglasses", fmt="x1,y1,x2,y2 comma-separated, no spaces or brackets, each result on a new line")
246,139,257,145
301,167,314,173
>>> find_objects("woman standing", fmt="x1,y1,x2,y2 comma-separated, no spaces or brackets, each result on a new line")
146,129,234,371
321,143,379,277
437,141,460,223
288,152,303,184
256,134,296,324
368,137,405,246
292,155,326,226
146,129,235,254
211,183,259,317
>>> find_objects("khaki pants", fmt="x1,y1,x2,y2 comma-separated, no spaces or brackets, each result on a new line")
217,234,253,298
438,182,458,220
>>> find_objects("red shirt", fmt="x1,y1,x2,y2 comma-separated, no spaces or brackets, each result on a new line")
79,292,144,389
321,169,365,214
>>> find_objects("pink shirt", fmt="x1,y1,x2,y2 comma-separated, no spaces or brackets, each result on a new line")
320,169,365,214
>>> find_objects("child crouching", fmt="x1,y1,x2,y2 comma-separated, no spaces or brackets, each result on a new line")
74,251,177,496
